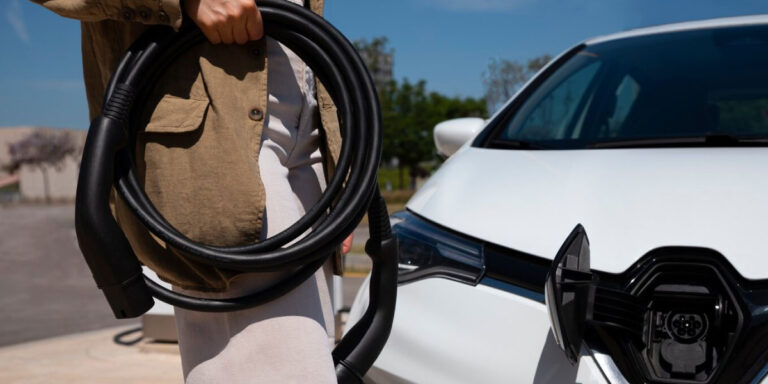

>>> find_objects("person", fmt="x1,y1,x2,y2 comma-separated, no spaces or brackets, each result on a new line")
33,0,351,382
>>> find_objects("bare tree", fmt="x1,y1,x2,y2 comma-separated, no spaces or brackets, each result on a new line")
354,37,395,93
482,54,552,113
5,129,79,203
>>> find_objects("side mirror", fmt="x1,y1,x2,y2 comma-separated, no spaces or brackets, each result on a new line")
544,224,592,365
433,117,485,157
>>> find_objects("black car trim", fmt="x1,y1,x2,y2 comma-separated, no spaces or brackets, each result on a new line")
479,277,545,303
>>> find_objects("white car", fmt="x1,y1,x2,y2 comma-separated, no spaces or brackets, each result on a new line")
347,15,768,384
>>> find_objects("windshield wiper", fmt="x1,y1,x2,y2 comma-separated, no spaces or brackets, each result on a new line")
489,139,546,150
588,135,768,149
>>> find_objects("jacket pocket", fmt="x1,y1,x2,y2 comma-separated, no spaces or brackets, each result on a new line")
144,95,210,134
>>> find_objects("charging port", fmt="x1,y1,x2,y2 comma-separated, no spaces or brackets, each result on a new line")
637,266,741,383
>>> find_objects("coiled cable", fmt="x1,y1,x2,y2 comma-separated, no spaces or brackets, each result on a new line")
109,0,381,309
75,1,397,380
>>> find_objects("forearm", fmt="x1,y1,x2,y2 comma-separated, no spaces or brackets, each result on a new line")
30,0,183,29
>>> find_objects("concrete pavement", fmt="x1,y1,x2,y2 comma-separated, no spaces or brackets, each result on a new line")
0,276,366,384
0,326,183,384
0,204,131,346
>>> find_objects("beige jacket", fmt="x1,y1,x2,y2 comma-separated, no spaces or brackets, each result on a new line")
34,0,343,292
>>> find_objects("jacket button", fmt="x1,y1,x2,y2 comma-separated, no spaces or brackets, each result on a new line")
121,7,135,21
249,108,264,121
137,7,152,21
158,10,170,23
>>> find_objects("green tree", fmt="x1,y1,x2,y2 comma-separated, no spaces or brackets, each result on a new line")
355,38,487,189
354,37,394,93
379,78,486,189
482,54,552,113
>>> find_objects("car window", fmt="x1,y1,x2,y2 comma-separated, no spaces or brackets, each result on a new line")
488,25,768,149
716,97,768,135
600,75,640,138
511,61,602,141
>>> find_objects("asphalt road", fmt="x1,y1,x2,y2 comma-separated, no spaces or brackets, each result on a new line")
0,204,132,346
0,204,368,347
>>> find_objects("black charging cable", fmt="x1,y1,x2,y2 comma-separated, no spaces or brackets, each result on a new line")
75,1,397,381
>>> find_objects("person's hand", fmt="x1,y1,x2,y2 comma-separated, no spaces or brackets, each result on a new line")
183,0,264,45
342,234,354,255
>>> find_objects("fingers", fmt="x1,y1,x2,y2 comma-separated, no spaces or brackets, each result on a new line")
216,1,236,44
342,234,354,255
232,12,249,45
206,29,221,44
205,28,223,45
185,0,264,45
217,21,235,44
246,5,264,41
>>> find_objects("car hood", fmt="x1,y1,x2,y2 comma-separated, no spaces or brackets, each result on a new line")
407,147,768,279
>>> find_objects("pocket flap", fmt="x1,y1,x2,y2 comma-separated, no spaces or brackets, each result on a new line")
144,96,209,134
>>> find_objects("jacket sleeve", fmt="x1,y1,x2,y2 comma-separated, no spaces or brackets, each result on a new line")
31,0,183,29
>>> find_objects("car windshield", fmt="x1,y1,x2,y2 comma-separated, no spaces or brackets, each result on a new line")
489,24,768,149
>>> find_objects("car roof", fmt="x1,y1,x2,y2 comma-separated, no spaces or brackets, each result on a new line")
585,14,768,45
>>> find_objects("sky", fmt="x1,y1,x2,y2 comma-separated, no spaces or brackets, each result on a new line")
1,0,767,129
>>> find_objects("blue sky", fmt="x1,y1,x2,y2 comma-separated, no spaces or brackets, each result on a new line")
1,0,767,129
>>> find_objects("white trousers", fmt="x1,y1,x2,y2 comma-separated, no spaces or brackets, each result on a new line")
174,25,337,383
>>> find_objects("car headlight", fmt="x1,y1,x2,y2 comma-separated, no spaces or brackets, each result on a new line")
391,211,484,285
